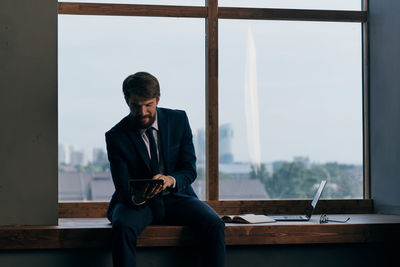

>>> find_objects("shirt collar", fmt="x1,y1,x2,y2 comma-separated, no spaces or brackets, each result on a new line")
140,112,158,134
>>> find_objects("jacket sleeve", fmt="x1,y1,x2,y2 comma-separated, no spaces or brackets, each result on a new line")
105,131,132,206
169,111,197,193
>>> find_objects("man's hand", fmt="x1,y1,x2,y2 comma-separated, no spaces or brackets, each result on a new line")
153,174,175,190
143,174,175,199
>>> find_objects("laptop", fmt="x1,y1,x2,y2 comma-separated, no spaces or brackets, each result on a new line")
270,180,327,221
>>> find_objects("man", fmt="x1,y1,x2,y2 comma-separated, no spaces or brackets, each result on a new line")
105,72,225,267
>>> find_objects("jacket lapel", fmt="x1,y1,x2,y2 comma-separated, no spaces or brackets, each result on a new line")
157,108,169,173
124,114,152,172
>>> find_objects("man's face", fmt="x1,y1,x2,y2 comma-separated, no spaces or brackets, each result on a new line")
127,95,160,129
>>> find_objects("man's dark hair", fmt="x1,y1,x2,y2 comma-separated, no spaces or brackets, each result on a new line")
123,72,160,101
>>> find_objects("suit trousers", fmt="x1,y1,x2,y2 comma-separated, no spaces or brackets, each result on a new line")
110,194,226,267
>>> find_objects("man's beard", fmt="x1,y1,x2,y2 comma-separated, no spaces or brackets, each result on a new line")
133,114,156,129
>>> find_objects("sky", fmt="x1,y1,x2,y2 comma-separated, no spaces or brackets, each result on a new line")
58,0,363,164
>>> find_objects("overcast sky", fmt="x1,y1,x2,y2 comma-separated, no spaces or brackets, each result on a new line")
58,0,363,164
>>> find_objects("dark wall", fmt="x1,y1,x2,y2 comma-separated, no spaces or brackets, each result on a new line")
0,0,58,225
369,0,400,214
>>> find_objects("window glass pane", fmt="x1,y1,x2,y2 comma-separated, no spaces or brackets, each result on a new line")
59,0,204,6
219,0,362,10
219,20,363,200
58,15,205,201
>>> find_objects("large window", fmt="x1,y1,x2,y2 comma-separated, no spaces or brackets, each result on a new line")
58,14,205,200
58,1,367,203
219,20,362,199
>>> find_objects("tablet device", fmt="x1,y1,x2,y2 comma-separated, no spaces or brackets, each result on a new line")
129,179,164,204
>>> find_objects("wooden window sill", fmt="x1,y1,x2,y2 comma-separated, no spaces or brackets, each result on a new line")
58,200,374,218
1,214,400,249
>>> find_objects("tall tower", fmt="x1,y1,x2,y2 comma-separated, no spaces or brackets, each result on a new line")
219,124,234,164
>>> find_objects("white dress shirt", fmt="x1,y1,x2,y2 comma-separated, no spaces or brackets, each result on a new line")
139,113,176,188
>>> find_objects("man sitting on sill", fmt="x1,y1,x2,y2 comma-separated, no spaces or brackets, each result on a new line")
105,71,226,267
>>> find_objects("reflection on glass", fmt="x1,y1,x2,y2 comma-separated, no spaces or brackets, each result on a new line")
58,15,205,201
219,20,363,200
219,0,361,10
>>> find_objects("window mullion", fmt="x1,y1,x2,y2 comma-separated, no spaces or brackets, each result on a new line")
205,0,219,201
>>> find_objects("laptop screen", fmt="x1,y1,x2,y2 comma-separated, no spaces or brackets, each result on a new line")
306,180,327,218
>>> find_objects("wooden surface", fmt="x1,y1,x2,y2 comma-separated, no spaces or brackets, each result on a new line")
58,200,373,218
1,214,399,249
225,214,400,245
219,7,367,22
58,2,366,23
205,0,219,201
59,202,108,218
58,2,207,18
208,199,373,216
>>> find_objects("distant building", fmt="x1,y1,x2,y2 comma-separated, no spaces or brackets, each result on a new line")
191,178,269,200
220,179,269,199
194,128,206,163
194,124,234,164
219,162,252,179
59,144,89,167
58,171,112,201
58,144,71,165
219,124,234,164
58,165,270,201
70,150,88,167
93,147,108,165
87,176,114,201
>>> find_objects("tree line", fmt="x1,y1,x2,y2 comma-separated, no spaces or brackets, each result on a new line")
250,161,362,199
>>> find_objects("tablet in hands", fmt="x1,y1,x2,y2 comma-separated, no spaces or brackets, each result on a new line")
129,179,164,205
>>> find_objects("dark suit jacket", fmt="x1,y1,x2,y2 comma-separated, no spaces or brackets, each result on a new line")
105,107,198,220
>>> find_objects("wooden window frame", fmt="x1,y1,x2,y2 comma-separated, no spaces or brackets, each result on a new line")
57,1,370,215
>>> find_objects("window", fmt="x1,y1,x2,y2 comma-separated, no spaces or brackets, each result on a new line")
58,14,205,200
219,20,363,199
58,1,368,205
